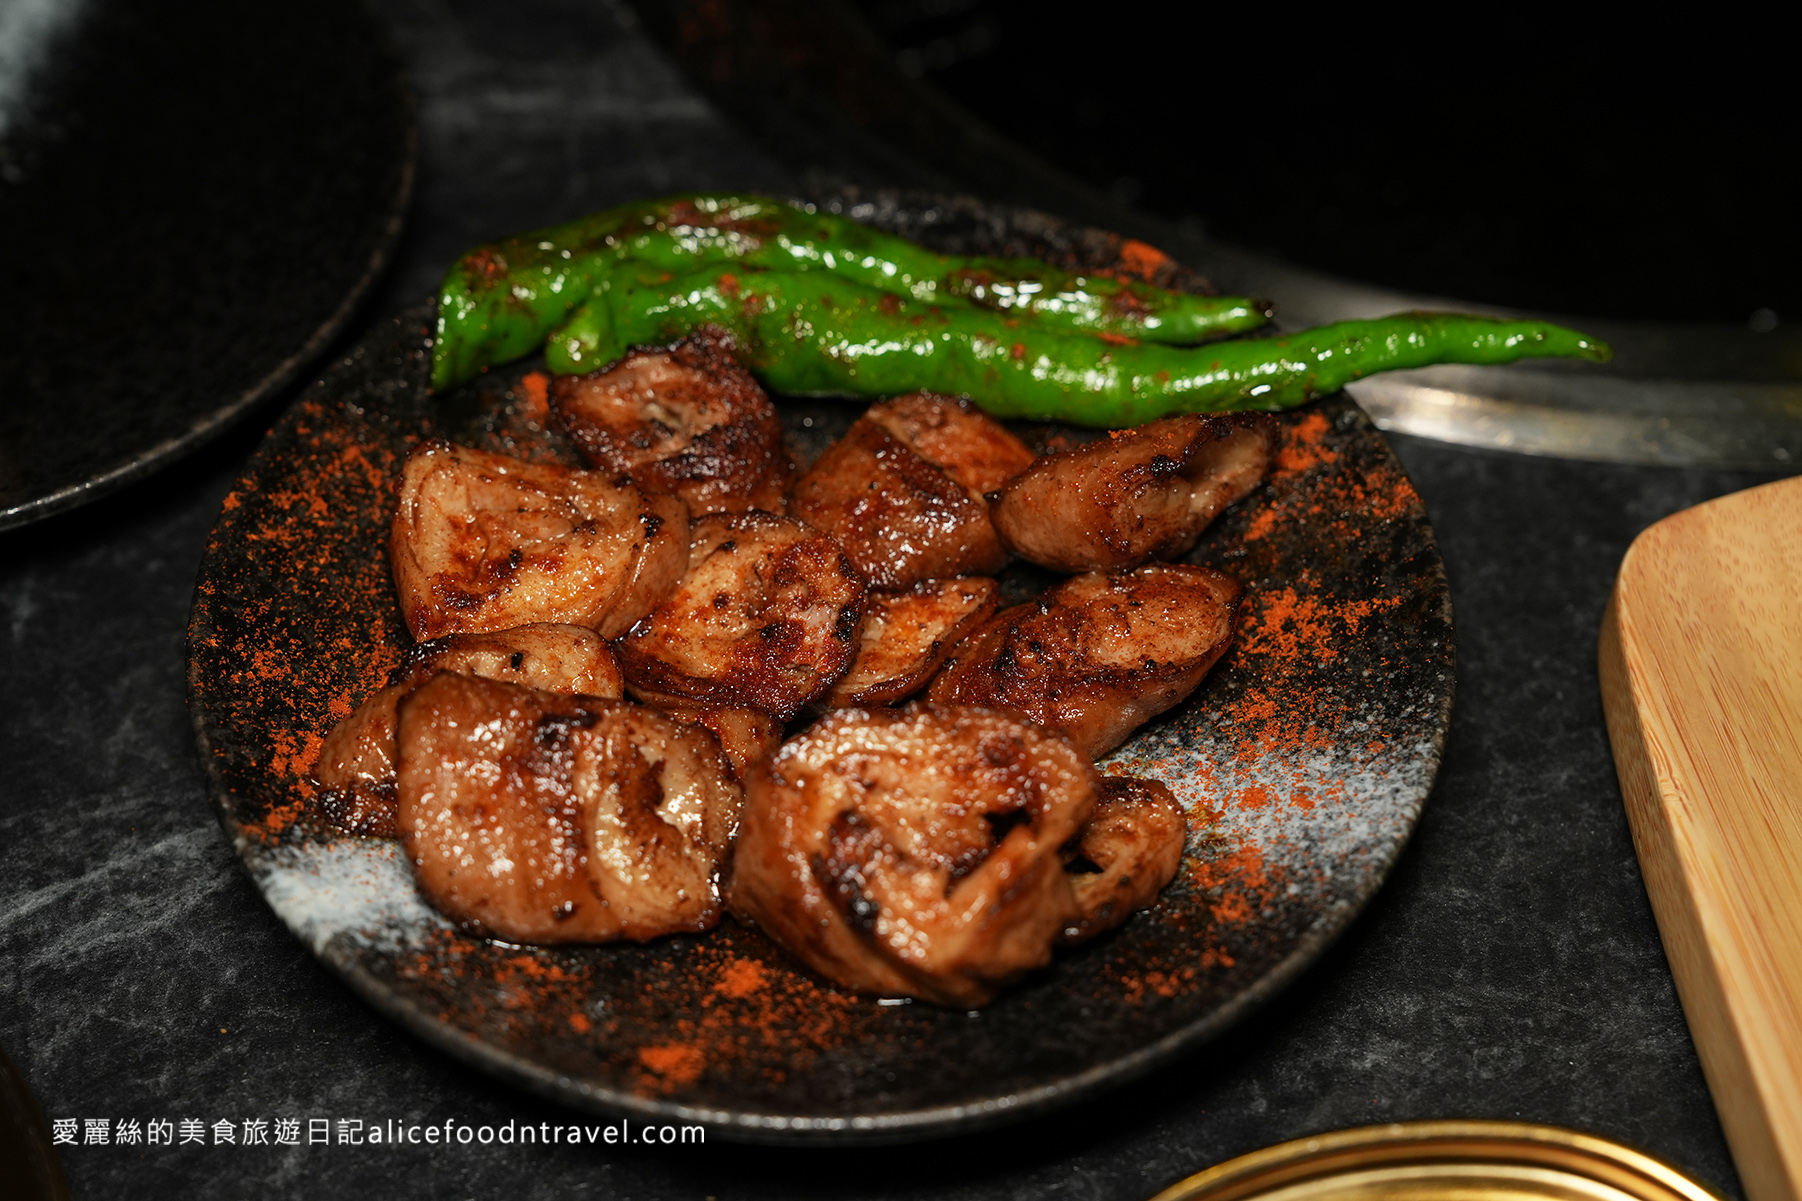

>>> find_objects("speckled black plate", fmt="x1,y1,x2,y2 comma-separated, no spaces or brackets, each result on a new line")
0,0,413,531
186,196,1454,1143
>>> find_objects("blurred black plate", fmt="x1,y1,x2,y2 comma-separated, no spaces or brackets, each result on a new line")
0,1043,68,1201
0,0,413,531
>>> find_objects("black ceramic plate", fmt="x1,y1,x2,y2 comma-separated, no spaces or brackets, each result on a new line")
187,197,1454,1143
0,0,414,531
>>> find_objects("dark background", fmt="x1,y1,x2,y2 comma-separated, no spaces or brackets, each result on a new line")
2,1,1793,1197
855,1,1800,324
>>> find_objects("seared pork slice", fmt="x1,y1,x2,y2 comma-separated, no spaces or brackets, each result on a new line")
728,704,1096,1008
1059,776,1187,944
550,327,796,515
313,624,622,837
390,441,688,641
927,563,1240,759
653,704,782,780
792,394,1033,588
395,673,742,943
992,414,1273,573
617,512,866,721
826,577,999,708
862,392,1036,497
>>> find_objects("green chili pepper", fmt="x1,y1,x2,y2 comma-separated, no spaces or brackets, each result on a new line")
544,263,1610,426
432,193,1270,391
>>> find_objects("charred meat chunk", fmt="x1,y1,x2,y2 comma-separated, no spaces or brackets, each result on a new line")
861,392,1036,498
928,563,1240,759
728,704,1097,1007
617,511,866,721
991,414,1272,573
390,441,688,640
550,327,796,515
826,577,999,708
652,703,783,781
313,624,623,837
792,394,1033,588
395,673,742,943
1059,776,1187,944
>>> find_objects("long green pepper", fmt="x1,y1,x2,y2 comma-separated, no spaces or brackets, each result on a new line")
545,264,1608,425
433,194,1611,424
432,193,1272,391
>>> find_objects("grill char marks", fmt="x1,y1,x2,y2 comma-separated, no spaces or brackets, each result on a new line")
312,624,624,837
992,413,1273,573
394,673,742,944
793,393,1034,589
390,441,689,641
617,511,867,721
550,326,796,516
1059,776,1187,945
929,563,1241,759
826,576,999,708
729,704,1097,1008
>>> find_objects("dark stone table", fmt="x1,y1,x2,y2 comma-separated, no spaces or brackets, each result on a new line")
0,2,1775,1196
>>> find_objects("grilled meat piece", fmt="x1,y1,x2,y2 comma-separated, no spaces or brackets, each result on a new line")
653,703,783,780
861,392,1036,497
728,704,1097,1007
390,441,688,641
1059,776,1187,944
792,394,1033,588
313,624,622,837
549,327,796,515
617,511,866,721
826,577,999,708
991,414,1272,573
395,673,742,943
928,563,1240,759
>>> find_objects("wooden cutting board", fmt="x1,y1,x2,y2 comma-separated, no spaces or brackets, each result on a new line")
1600,474,1802,1201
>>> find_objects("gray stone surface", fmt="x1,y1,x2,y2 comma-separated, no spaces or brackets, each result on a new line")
0,0,1770,1196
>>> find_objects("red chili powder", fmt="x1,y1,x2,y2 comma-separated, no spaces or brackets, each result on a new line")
255,799,308,840
502,954,577,984
1117,240,1172,281
1117,967,1196,1004
269,729,323,780
1273,411,1337,476
514,372,550,419
1190,841,1273,928
1236,785,1273,811
637,1044,705,1086
1222,586,1406,762
715,956,768,999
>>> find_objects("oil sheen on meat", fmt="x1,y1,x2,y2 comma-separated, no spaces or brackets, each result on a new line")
1059,775,1187,944
390,441,689,641
728,704,1097,1007
826,577,999,708
991,414,1272,572
652,703,783,780
313,624,624,836
394,672,742,943
792,394,1034,588
549,327,796,515
928,563,1241,758
617,511,866,720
